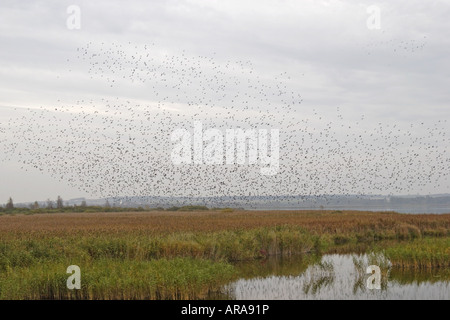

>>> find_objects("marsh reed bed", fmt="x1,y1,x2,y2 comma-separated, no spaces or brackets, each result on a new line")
0,210,449,299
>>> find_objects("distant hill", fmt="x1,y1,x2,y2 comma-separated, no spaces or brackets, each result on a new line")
12,194,450,214
78,194,450,213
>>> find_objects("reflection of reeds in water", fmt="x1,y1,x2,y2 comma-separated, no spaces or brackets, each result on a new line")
389,267,450,285
235,254,322,280
352,253,390,295
222,254,449,300
302,260,335,295
352,255,366,295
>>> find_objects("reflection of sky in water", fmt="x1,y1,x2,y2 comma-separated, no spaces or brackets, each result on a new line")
225,254,450,300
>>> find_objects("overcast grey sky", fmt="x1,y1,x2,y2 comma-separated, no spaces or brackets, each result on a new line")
1,0,449,203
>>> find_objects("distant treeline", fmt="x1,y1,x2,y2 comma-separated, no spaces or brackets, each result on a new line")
0,206,143,214
0,205,217,215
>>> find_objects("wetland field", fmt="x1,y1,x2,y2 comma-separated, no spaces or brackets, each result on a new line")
0,210,448,299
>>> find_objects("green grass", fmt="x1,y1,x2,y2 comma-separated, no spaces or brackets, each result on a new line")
381,238,450,269
0,226,320,299
0,258,235,300
0,226,320,267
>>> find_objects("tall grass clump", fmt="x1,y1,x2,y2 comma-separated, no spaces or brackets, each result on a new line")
380,238,450,269
0,258,235,300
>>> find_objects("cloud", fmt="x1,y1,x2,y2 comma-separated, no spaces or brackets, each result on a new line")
0,0,449,202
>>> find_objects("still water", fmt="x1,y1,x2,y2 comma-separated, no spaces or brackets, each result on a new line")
215,254,449,300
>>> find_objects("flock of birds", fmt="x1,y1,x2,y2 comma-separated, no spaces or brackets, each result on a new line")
0,41,449,205
365,35,428,56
